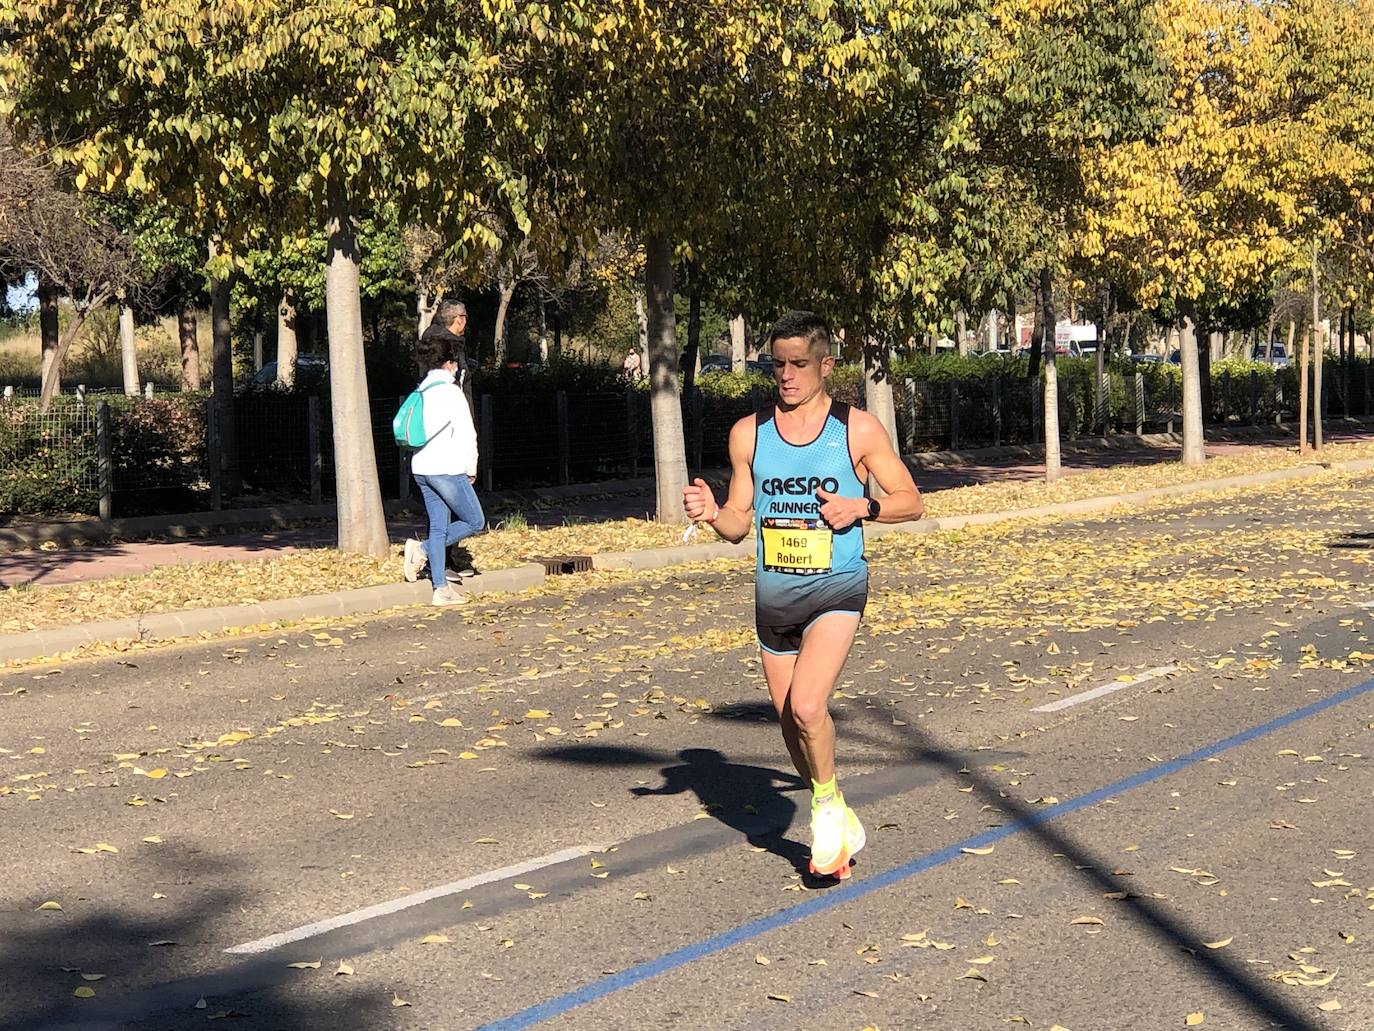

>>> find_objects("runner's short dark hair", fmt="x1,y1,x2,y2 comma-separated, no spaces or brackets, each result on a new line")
768,310,832,358
415,330,457,372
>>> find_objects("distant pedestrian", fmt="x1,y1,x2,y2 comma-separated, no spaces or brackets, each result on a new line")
402,329,484,606
421,298,471,400
622,348,642,381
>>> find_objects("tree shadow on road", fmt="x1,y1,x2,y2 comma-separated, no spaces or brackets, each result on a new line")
844,717,1322,1031
0,845,391,1031
539,743,813,875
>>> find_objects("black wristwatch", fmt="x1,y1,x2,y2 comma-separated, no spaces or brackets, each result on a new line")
866,497,880,520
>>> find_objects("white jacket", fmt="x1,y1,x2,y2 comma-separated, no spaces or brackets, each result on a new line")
409,369,478,478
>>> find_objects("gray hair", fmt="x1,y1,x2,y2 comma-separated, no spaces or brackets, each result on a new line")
436,299,467,327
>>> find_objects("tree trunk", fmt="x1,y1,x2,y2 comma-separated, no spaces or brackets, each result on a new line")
38,276,60,398
730,314,746,372
955,310,969,357
276,290,298,389
862,334,899,489
1313,321,1324,450
643,233,688,523
325,181,390,556
120,303,139,396
1180,315,1205,465
984,310,998,352
493,267,516,364
252,315,264,373
537,296,549,364
1043,355,1062,483
417,286,437,338
209,253,240,496
1095,342,1107,435
552,306,562,359
680,287,702,395
1037,269,1061,481
1311,247,1323,451
178,304,201,391
38,295,102,413
634,292,650,372
1029,269,1050,379
1298,327,1311,451
1199,332,1213,424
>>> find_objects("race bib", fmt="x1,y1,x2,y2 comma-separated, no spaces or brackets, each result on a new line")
761,518,833,575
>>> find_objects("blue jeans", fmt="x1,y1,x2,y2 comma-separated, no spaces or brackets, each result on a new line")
413,473,485,589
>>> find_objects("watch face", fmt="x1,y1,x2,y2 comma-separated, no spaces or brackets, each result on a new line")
867,498,880,519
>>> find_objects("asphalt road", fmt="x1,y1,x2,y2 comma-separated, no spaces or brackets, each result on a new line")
4,470,1374,1031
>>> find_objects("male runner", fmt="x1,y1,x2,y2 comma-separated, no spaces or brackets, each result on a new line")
683,310,924,878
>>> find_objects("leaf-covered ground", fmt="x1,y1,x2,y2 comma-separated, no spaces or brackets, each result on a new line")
3,439,1373,641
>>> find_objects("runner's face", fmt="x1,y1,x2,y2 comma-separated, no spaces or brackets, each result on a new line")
771,336,833,406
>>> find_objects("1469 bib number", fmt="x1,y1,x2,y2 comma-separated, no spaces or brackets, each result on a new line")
761,518,832,575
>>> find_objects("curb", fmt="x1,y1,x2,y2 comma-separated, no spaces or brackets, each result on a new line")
0,563,546,664
4,457,1373,666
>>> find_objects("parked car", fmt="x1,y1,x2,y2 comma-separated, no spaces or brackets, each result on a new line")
746,354,774,376
1251,343,1291,369
978,347,1014,358
1014,342,1080,359
247,353,329,390
1127,352,1165,365
1167,349,1181,365
698,354,732,375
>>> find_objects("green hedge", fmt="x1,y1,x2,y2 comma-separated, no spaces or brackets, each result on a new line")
0,401,100,514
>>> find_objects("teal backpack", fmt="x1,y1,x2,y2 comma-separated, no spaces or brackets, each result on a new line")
392,382,450,449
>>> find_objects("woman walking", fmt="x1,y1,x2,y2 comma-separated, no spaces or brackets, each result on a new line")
402,332,484,605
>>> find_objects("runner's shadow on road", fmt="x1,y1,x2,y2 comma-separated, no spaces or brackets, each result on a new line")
540,744,813,876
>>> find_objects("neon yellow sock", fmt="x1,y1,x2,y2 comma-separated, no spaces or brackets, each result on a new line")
811,776,838,809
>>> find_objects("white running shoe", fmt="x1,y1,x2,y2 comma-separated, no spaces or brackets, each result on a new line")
431,586,466,606
808,798,850,878
845,804,866,858
403,539,427,583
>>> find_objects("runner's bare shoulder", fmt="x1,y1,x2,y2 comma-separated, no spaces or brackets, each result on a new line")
727,412,759,459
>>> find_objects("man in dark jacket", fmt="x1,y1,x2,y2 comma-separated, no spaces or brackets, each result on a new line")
420,299,469,394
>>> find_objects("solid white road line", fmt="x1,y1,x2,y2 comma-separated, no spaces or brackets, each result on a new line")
400,666,572,705
224,845,600,955
1030,665,1180,714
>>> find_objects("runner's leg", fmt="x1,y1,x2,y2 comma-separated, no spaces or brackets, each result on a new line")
786,612,861,786
761,649,810,783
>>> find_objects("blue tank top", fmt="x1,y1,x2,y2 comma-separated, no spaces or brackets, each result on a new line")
751,401,868,626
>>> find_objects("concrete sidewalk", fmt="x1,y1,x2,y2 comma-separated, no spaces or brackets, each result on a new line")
3,442,1373,664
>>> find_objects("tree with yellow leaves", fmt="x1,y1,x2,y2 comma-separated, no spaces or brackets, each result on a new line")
1081,0,1374,463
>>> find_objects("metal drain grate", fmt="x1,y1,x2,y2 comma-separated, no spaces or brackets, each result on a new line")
534,554,594,576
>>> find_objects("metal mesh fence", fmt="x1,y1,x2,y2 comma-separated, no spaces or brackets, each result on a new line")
0,398,99,515
109,395,207,512
4,359,1374,518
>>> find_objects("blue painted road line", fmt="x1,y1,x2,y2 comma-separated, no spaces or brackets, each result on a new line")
474,673,1374,1031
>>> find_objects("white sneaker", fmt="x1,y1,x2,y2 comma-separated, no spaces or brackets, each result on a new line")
403,539,427,583
845,804,866,858
431,586,466,606
808,797,850,877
